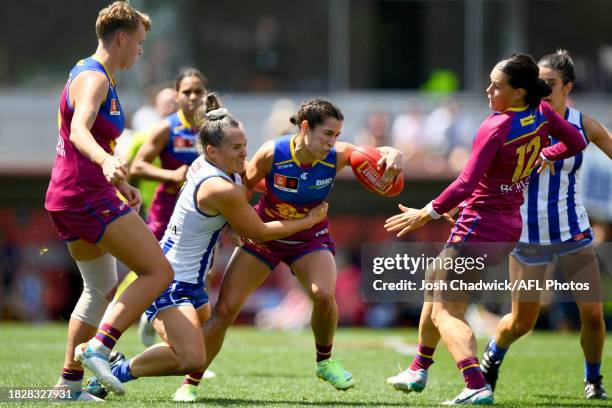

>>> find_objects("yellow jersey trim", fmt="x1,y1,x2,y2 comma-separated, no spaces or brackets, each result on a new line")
177,109,193,130
90,55,116,87
504,105,529,112
289,134,335,168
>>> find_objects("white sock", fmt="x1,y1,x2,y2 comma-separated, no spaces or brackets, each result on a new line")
88,337,112,357
55,377,82,391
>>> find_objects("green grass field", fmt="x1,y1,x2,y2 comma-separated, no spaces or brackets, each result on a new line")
0,323,610,407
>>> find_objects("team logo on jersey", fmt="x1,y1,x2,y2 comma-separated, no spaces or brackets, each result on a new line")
173,135,196,152
77,60,86,67
520,114,535,126
265,203,307,220
110,99,120,116
273,173,299,193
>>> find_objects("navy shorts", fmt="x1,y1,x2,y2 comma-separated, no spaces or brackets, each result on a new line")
145,280,209,322
512,229,594,266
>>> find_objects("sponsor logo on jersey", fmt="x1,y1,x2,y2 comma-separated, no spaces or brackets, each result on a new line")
500,179,530,194
55,135,65,157
273,173,299,193
309,177,333,189
520,114,535,126
110,99,121,116
301,172,308,180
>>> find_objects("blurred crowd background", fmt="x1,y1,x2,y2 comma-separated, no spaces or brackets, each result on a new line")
0,0,611,334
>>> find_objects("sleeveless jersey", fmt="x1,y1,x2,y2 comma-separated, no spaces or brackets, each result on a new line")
256,134,336,242
146,110,200,240
46,56,125,211
156,109,199,195
520,107,590,243
159,155,241,284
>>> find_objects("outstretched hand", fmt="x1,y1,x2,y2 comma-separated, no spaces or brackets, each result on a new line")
384,204,432,237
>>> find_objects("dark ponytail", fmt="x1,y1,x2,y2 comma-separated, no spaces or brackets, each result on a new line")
499,53,552,108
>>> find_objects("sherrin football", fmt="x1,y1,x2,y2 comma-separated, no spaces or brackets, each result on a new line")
349,146,404,197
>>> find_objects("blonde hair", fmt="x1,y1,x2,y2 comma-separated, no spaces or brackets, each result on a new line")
95,1,151,41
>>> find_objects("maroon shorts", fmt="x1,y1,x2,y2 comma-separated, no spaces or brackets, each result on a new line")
242,230,336,270
446,206,522,265
47,195,132,244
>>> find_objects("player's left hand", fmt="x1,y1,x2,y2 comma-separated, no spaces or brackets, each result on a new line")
117,181,142,213
376,147,403,185
385,204,432,237
535,153,556,176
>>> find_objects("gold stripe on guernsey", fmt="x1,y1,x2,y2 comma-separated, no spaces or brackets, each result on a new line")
314,159,335,168
275,158,294,166
98,330,118,342
417,350,433,358
504,105,528,112
503,121,548,145
186,375,201,382
177,109,193,130
57,109,61,130
461,364,480,372
90,55,116,87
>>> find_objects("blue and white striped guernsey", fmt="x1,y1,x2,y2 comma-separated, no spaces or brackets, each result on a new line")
159,155,241,284
520,107,590,244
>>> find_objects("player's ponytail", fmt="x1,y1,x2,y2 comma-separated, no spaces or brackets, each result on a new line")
196,92,240,149
499,54,551,109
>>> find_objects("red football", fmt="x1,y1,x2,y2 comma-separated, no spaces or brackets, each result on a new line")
349,146,404,197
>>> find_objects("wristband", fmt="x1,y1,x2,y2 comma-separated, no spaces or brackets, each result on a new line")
425,201,442,220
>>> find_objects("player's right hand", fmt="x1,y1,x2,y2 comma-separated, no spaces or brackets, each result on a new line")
384,204,431,237
102,156,128,186
308,202,329,224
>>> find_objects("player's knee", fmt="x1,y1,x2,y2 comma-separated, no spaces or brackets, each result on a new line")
430,306,443,328
135,259,174,288
149,262,174,289
72,254,118,326
177,350,206,374
579,305,604,330
311,288,335,308
213,300,240,327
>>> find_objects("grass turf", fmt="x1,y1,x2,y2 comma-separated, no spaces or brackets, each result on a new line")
0,323,610,407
